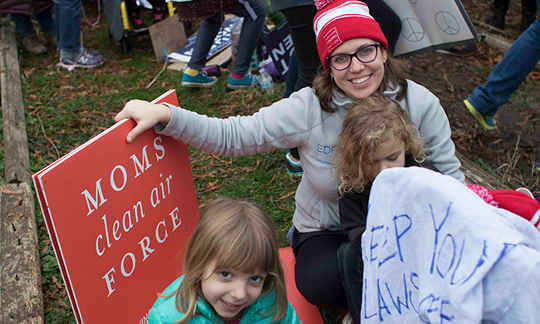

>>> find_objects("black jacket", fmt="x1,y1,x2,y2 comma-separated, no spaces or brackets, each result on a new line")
339,156,436,241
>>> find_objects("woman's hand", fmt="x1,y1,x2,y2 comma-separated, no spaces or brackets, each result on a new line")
114,99,172,143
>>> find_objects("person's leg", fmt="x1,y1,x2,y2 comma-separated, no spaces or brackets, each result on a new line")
35,6,55,33
293,231,348,308
281,5,320,90
229,0,267,77
54,0,103,69
11,13,47,54
54,0,81,59
280,6,319,174
11,14,37,38
337,241,364,324
486,0,510,29
467,2,540,118
187,13,222,70
522,0,537,31
283,51,298,98
182,13,222,87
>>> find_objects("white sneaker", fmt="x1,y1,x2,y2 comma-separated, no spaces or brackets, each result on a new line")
516,187,534,199
342,312,352,324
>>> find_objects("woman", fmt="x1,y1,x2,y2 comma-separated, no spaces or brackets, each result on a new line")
115,0,463,310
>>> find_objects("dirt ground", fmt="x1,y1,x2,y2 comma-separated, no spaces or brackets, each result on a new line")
401,0,539,193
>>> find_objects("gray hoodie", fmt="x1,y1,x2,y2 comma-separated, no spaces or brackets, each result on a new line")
158,80,463,233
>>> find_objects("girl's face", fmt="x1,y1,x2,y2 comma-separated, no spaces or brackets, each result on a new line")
201,260,267,321
365,136,406,182
329,38,387,99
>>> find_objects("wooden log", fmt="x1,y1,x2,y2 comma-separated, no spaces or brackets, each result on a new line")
0,18,31,184
0,19,44,324
457,151,509,190
0,183,44,324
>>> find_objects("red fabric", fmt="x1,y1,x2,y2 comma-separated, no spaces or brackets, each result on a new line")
466,184,499,207
313,0,388,70
223,319,241,324
467,184,540,231
490,190,540,230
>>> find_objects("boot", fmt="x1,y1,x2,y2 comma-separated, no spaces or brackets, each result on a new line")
520,0,537,32
486,0,509,29
21,35,47,54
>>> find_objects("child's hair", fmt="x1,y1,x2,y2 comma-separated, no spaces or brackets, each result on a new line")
174,198,288,323
336,94,425,194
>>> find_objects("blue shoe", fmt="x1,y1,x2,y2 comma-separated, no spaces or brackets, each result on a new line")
57,48,104,71
227,74,254,90
181,70,217,87
464,99,496,130
285,152,303,177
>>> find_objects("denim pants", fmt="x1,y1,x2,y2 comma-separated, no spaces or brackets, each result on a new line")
467,0,540,116
188,0,267,76
11,7,55,38
53,0,82,59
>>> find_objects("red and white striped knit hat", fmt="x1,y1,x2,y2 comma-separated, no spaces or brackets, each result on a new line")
313,0,388,70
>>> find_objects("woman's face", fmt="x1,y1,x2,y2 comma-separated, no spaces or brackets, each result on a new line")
329,38,387,99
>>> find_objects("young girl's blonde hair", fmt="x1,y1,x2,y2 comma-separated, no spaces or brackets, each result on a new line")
336,95,425,194
174,198,288,323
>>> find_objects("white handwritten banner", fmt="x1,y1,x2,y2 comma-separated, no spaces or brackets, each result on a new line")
360,167,540,323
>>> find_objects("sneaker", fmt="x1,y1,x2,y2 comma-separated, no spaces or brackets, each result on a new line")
463,99,496,130
21,35,47,54
342,312,353,324
227,74,255,90
131,18,148,32
436,43,477,57
57,48,104,71
181,70,217,87
285,152,304,177
516,187,534,199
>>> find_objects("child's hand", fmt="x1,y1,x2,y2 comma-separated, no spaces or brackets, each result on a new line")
114,99,172,143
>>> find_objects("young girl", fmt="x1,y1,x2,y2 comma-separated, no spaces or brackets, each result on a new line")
334,95,540,324
147,198,301,324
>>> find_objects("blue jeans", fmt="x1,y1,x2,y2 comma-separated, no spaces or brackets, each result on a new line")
188,0,267,76
11,7,55,38
53,0,82,59
467,0,540,116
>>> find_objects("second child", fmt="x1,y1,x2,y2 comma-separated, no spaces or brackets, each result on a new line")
334,96,540,324
147,198,302,324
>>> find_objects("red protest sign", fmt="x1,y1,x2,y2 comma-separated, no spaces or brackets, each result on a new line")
33,90,199,324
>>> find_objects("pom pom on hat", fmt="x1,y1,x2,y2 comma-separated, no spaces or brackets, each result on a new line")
313,0,389,70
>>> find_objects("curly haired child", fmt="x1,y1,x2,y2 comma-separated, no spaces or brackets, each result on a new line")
334,95,540,324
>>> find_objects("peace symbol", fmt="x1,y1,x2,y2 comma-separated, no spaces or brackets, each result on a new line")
401,17,425,42
435,11,460,35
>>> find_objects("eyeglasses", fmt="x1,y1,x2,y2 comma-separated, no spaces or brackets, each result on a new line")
327,43,380,71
